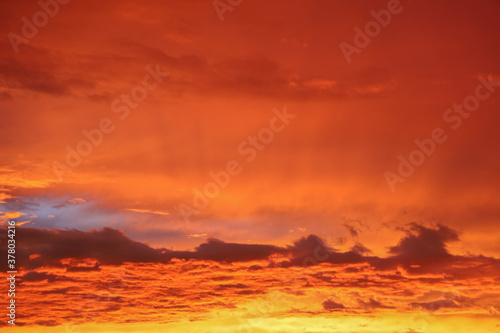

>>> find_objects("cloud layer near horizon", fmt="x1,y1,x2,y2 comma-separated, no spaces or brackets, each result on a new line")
4,223,498,278
1,223,499,330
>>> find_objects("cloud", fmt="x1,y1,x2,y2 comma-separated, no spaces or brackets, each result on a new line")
0,192,14,203
11,227,167,269
33,320,59,327
357,297,395,309
287,235,335,259
283,235,368,267
188,233,208,238
5,226,500,328
53,197,88,209
7,227,366,270
351,243,372,255
66,263,100,272
4,227,289,269
343,223,359,238
0,38,398,102
4,224,498,281
0,210,25,224
40,287,81,295
0,57,70,96
410,299,460,311
322,299,346,311
124,208,170,216
68,198,87,204
21,272,59,283
370,224,470,274
189,238,287,262
388,223,459,259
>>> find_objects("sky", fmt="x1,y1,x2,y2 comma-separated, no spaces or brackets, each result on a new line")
0,0,500,332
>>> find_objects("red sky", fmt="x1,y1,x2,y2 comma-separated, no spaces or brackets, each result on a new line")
1,0,500,332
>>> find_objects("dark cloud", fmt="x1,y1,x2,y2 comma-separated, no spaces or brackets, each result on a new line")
351,243,372,255
40,287,80,295
33,320,59,327
1,227,289,269
343,223,359,238
0,42,97,98
236,289,266,295
357,297,395,309
190,238,287,262
286,235,334,264
322,299,345,311
216,283,249,290
122,43,399,100
371,224,477,274
410,299,460,311
0,59,69,96
2,224,498,280
344,266,364,273
389,223,459,259
311,271,336,284
21,272,58,283
0,38,398,102
66,263,100,272
248,264,264,271
9,227,167,269
284,235,369,267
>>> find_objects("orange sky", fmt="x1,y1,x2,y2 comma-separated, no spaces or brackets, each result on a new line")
1,0,500,331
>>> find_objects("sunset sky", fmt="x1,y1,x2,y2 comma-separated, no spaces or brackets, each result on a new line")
1,0,500,332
